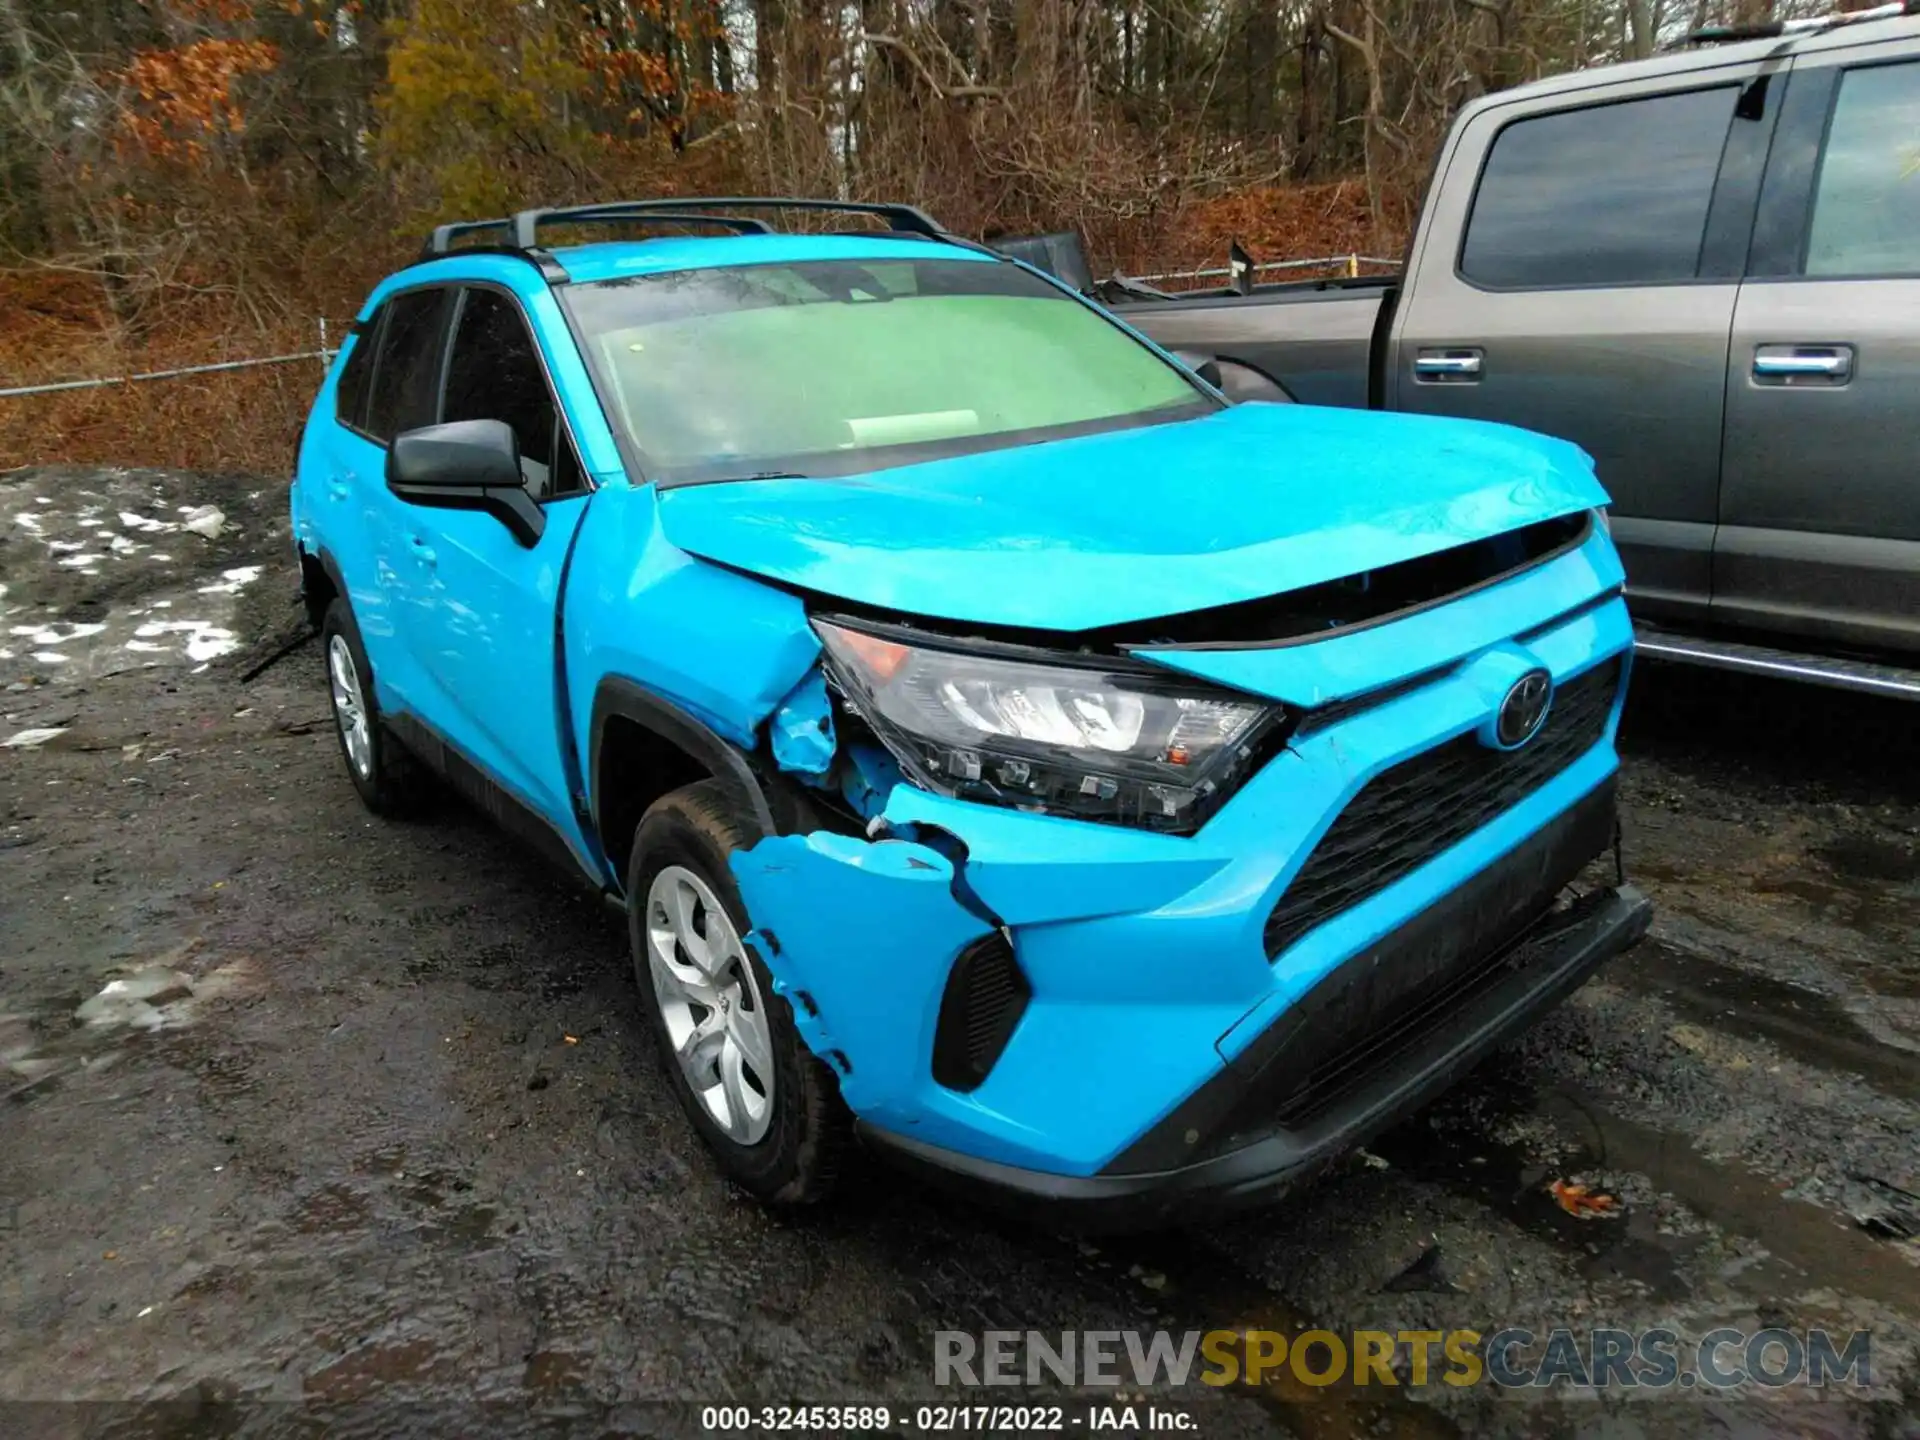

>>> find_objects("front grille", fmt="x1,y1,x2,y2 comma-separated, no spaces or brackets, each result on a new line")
931,932,1030,1091
1262,657,1621,959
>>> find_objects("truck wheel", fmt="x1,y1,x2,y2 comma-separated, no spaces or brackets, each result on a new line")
628,780,845,1205
319,597,430,816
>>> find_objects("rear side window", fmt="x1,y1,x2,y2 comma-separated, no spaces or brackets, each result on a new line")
1461,86,1740,288
1805,60,1920,278
365,288,450,442
335,309,380,432
442,288,583,498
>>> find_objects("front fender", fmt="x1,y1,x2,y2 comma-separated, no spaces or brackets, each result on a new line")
564,482,821,762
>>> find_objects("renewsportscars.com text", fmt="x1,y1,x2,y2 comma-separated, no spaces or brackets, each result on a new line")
934,1327,1874,1392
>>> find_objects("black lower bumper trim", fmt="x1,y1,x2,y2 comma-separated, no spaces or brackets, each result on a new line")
858,881,1651,1233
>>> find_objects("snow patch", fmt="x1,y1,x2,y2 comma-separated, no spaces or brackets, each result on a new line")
197,565,264,596
3,727,67,748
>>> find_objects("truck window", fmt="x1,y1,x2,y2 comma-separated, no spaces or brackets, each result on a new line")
366,288,450,443
442,288,583,499
1805,60,1920,278
1461,86,1740,289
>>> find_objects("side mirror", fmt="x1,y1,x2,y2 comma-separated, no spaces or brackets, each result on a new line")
1171,350,1225,391
386,419,544,546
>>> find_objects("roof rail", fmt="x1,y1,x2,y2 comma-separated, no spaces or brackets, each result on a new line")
1677,0,1917,47
420,196,957,263
415,195,974,283
506,197,954,250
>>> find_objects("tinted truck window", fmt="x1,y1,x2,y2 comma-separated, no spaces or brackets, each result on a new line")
1462,86,1739,288
366,288,450,442
1805,60,1920,278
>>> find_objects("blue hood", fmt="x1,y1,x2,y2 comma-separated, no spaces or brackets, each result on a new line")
655,403,1607,632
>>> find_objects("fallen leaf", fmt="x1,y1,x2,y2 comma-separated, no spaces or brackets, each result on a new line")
563,1034,579,1045
1549,1180,1620,1219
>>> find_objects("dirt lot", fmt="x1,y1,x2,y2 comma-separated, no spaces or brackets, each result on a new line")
3,466,1917,1439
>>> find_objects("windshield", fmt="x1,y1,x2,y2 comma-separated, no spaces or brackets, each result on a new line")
560,256,1213,484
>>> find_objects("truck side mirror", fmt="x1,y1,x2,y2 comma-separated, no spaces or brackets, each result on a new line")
1171,350,1225,391
386,419,545,546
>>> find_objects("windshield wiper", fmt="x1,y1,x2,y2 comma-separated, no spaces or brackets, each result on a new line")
669,469,813,489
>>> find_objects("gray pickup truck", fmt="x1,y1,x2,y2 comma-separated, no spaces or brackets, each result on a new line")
1087,10,1920,700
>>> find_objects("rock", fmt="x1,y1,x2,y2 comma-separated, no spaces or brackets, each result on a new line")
75,967,194,1028
181,506,226,540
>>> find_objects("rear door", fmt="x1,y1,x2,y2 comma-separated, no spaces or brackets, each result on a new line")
1389,59,1779,627
334,284,454,712
1716,35,1920,657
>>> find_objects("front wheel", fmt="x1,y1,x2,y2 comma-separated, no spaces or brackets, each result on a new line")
627,780,846,1204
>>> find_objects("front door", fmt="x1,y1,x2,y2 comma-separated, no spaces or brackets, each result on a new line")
392,284,594,855
1716,41,1920,658
1389,61,1775,627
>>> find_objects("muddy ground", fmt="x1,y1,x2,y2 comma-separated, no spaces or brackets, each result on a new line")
2,467,1917,1439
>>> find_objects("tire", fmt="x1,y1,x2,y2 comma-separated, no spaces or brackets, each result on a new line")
319,597,430,817
627,779,846,1204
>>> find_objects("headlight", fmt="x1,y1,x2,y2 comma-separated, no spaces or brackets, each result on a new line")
814,620,1284,832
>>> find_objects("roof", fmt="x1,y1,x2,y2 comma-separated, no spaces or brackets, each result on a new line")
1477,11,1920,111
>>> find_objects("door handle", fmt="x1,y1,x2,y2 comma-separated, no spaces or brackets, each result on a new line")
407,536,437,567
1752,344,1853,384
1413,348,1484,382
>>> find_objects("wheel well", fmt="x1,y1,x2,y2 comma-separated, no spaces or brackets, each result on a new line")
299,550,338,631
596,715,712,883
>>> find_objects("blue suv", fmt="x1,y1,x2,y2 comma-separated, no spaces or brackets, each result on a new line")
291,197,1651,1228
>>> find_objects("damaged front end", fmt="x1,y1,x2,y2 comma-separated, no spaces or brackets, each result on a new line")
727,504,1646,1209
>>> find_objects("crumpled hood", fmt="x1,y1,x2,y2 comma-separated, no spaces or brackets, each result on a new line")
656,402,1608,632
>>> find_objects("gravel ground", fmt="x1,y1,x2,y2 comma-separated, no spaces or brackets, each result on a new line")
2,465,1917,1440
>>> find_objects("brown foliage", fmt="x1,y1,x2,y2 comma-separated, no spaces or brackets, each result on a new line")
2,0,1804,472
0,272,347,473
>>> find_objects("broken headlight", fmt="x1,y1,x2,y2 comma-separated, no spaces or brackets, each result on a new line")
813,620,1284,832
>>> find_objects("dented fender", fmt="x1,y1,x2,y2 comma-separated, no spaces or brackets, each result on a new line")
767,668,836,779
731,831,992,1124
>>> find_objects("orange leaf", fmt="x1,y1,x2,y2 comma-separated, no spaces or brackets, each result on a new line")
1549,1179,1620,1219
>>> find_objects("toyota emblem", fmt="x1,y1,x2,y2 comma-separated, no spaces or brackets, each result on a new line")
1495,669,1553,748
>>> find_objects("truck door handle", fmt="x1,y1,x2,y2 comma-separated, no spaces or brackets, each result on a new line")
1752,345,1853,384
1413,348,1484,382
407,536,437,567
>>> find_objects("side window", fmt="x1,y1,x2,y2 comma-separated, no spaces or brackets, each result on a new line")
442,288,584,498
1805,60,1920,278
365,288,450,443
1461,86,1741,288
335,305,381,432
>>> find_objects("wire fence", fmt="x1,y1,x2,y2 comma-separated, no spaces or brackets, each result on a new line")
0,319,339,401
1132,253,1403,285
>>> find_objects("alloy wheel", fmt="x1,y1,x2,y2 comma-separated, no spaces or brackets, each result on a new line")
645,864,775,1145
327,634,373,779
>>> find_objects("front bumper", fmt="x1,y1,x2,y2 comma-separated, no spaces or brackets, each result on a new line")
860,860,1650,1232
733,589,1641,1199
